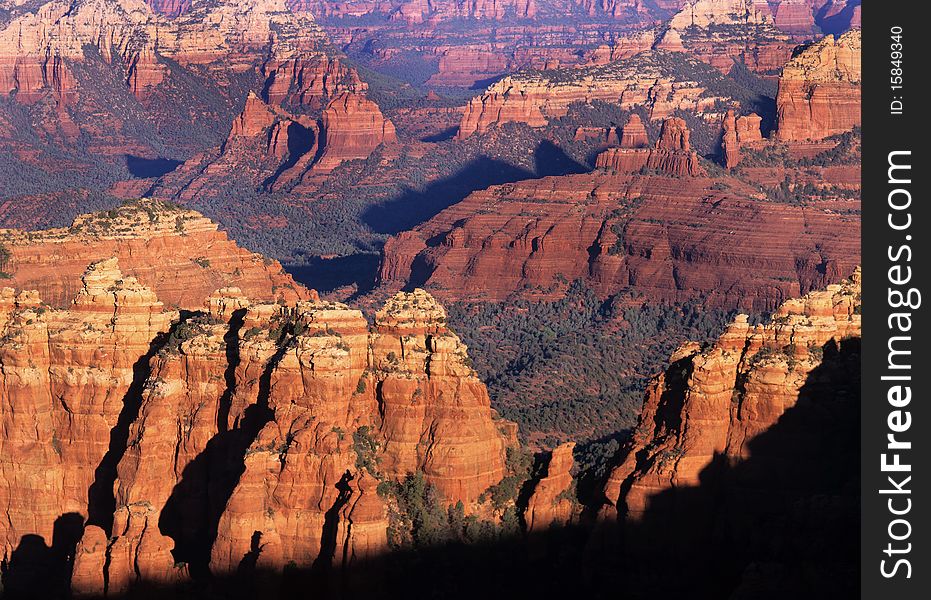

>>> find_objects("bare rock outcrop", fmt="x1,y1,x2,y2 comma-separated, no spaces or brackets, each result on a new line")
595,117,705,177
0,264,514,592
525,442,578,532
379,170,859,310
313,92,398,173
776,30,861,141
0,199,312,309
619,114,649,148
601,268,861,519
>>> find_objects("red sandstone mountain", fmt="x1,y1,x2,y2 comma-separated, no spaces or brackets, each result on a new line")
602,267,860,518
0,200,311,309
149,90,396,199
546,269,859,596
378,163,859,310
0,0,331,104
619,114,650,148
525,442,578,532
0,252,514,594
0,0,362,204
594,116,705,177
313,92,399,173
720,109,763,168
775,29,861,141
655,0,795,72
456,51,736,139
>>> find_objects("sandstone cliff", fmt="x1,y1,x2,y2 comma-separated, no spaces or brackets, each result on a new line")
592,268,860,596
0,199,311,309
525,442,578,533
776,29,861,141
0,0,329,103
659,0,794,72
456,51,730,138
379,169,859,310
313,92,398,174
602,267,860,516
595,116,705,177
0,259,513,594
151,91,396,197
721,109,764,168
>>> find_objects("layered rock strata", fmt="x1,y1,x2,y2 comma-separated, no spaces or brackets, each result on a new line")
456,51,729,138
0,200,312,309
0,0,329,103
525,442,577,533
0,261,512,594
379,171,860,310
602,268,861,517
776,30,861,141
595,116,704,177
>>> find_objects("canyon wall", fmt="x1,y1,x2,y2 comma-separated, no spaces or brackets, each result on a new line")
0,200,310,309
0,0,329,103
0,256,513,595
776,29,861,141
594,116,705,177
595,267,860,596
456,51,726,138
379,169,860,311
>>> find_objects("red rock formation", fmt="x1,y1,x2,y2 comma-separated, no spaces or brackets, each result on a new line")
582,271,860,596
0,0,328,105
601,268,861,520
585,30,657,65
770,0,816,32
596,117,704,177
0,200,312,309
525,442,578,532
149,89,397,197
261,54,364,108
456,52,726,138
722,109,740,168
619,114,649,148
368,289,512,500
816,0,861,33
145,0,192,17
722,110,765,168
660,0,795,73
379,171,860,310
656,116,690,150
574,127,621,145
776,30,861,141
735,112,763,143
0,259,174,573
313,92,398,173
1,258,514,593
231,93,280,138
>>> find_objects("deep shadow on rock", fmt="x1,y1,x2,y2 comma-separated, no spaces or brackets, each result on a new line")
1,337,858,600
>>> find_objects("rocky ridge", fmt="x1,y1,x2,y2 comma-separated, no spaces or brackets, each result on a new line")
594,116,705,177
0,0,329,103
456,51,731,138
0,258,514,595
776,29,861,140
590,267,860,595
378,166,859,310
0,199,311,309
149,90,397,198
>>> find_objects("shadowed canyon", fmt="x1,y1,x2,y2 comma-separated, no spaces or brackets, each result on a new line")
0,0,860,597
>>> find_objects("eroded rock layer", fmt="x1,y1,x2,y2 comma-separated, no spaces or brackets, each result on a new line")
596,268,860,596
379,172,859,310
0,262,512,595
0,200,311,309
456,51,733,138
776,29,861,141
